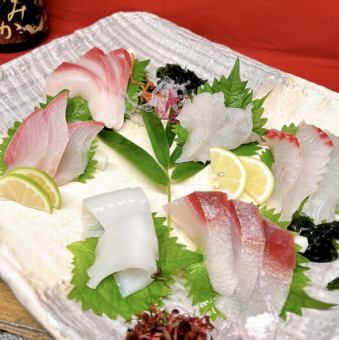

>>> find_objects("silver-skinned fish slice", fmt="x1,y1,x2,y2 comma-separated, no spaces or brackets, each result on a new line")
282,122,333,220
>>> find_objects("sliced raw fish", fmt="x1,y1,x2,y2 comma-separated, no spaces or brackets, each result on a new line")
84,188,158,297
4,92,69,177
165,191,240,296
303,133,339,223
177,92,253,162
241,219,295,338
264,130,303,212
282,123,332,220
44,48,131,130
54,121,104,185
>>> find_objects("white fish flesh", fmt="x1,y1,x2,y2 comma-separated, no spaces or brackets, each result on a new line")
54,121,104,185
165,191,240,296
282,123,332,220
303,133,339,223
264,129,303,213
84,188,158,297
44,48,131,130
177,92,253,162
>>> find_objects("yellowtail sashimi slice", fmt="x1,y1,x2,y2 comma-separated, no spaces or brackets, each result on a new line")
0,174,52,213
8,167,61,209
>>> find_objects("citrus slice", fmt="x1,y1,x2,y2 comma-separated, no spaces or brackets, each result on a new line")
9,167,61,208
0,174,53,213
239,192,257,204
210,147,246,198
239,156,274,204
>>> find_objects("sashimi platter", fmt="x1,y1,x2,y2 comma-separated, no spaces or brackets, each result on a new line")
1,12,339,340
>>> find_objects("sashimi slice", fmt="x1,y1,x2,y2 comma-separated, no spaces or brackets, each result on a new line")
264,130,303,212
165,191,240,296
303,133,339,223
85,188,158,297
4,108,48,170
41,91,70,177
241,220,295,337
282,123,332,220
54,121,104,185
44,48,131,130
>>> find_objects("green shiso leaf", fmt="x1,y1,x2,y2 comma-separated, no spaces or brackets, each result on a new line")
99,129,168,186
67,216,201,320
141,110,170,169
171,162,206,183
251,94,269,136
0,121,21,177
126,59,150,115
232,142,261,156
183,262,223,320
282,123,298,135
259,148,274,170
76,139,98,183
260,206,289,229
327,277,339,291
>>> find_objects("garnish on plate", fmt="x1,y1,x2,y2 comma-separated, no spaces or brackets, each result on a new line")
327,277,339,291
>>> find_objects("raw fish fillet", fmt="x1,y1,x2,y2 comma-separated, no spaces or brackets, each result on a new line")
84,188,158,297
264,130,303,212
177,92,253,162
165,191,240,296
282,123,332,220
240,220,295,338
54,121,104,185
4,92,70,177
303,133,339,223
216,200,265,318
44,48,131,130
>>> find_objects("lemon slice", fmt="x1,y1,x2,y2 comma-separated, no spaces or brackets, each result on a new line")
239,192,257,204
0,174,53,213
8,167,61,209
210,147,246,198
239,156,274,204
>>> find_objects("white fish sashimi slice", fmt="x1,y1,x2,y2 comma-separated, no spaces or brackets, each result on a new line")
282,123,333,220
41,91,70,177
54,121,104,185
87,212,158,297
264,130,303,212
165,191,240,296
303,133,339,223
4,108,48,170
177,92,252,162
241,220,295,338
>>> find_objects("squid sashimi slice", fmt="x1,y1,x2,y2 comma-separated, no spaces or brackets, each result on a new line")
4,108,48,170
282,123,333,220
54,121,104,185
165,191,240,296
303,133,339,223
177,92,253,162
264,130,303,212
87,212,158,297
41,91,70,177
241,220,295,337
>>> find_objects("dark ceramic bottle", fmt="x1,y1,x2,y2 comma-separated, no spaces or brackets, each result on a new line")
0,0,48,53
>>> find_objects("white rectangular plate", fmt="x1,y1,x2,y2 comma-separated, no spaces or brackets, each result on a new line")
1,11,339,340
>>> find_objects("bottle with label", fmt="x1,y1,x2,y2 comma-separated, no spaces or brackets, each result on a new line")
0,0,48,53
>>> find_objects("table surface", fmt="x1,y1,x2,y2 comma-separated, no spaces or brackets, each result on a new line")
0,1,339,338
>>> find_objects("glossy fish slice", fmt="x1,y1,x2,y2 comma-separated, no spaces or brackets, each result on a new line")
303,133,339,223
282,123,332,220
264,130,303,212
165,191,240,296
54,121,104,185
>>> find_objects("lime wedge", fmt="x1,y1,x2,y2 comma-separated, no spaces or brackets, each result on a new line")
0,174,53,213
9,167,61,208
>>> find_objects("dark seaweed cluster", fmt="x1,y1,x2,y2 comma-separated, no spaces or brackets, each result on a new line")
288,212,339,262
156,64,207,94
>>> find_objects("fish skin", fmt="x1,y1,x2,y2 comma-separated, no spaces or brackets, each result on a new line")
282,123,332,220
44,48,131,130
264,129,303,213
54,121,104,185
303,133,339,223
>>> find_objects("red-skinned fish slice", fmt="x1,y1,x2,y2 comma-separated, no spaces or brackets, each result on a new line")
54,121,104,185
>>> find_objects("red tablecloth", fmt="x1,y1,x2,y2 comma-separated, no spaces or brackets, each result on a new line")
1,1,338,92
